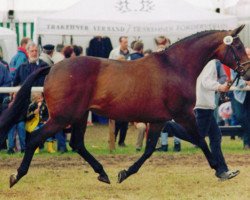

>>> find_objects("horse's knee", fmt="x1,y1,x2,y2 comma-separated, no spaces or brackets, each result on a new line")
26,134,43,149
144,147,155,159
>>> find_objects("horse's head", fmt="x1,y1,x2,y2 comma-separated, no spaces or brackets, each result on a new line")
215,25,250,81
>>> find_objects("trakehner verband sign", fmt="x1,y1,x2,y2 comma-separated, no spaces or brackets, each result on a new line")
44,23,232,36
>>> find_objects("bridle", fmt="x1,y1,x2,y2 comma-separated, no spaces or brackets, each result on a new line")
219,35,250,102
222,35,250,86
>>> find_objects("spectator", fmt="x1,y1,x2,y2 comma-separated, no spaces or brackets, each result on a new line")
26,93,56,153
158,121,181,152
73,45,83,56
109,36,131,60
0,47,10,71
3,93,26,154
194,59,239,180
108,37,131,149
52,44,65,63
13,42,48,86
113,55,129,147
231,47,250,150
154,37,181,152
9,37,30,78
115,121,128,147
127,40,146,151
144,49,153,57
130,40,137,50
0,63,11,150
135,122,147,152
56,44,64,53
0,62,11,110
39,44,55,66
55,130,68,153
154,36,171,52
129,41,144,60
62,46,76,58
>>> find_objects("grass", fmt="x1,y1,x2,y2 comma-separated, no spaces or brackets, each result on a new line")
1,124,246,157
0,124,249,200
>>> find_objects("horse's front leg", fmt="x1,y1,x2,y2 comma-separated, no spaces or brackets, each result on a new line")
70,117,111,184
118,122,164,183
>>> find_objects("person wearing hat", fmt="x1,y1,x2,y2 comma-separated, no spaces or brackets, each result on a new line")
39,44,55,66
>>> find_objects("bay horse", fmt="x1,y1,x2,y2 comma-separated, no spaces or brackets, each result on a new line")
1,25,250,188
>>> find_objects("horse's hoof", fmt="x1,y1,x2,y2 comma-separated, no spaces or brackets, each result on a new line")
98,175,111,184
9,173,18,188
117,170,127,183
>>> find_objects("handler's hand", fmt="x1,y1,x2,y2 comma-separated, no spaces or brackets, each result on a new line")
218,83,230,92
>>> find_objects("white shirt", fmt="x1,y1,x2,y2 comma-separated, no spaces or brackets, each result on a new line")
108,46,132,60
194,60,220,110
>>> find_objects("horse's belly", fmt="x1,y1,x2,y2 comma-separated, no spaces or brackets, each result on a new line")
89,102,170,122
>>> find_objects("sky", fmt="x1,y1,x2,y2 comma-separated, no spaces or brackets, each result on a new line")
0,0,240,12
0,0,80,11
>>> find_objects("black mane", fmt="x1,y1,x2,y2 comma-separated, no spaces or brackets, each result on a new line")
167,29,227,50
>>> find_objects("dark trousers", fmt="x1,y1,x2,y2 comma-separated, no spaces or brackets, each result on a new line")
55,131,67,151
194,109,228,175
0,140,7,150
231,92,250,146
115,121,128,145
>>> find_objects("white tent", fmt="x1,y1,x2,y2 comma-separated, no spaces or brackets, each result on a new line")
35,0,238,50
225,0,250,47
0,27,17,63
36,0,237,36
0,0,80,21
0,0,80,45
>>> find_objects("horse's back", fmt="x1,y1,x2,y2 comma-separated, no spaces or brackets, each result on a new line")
89,55,171,121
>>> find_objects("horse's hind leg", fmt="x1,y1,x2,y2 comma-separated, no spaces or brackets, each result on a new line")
70,112,110,184
166,119,217,170
9,119,64,188
118,122,164,183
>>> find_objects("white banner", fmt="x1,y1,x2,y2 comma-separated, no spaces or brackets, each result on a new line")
36,18,237,37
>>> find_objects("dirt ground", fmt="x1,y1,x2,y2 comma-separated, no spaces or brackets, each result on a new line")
0,154,249,200
0,153,250,169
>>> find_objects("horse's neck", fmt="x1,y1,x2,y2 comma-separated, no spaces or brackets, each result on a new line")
167,33,222,81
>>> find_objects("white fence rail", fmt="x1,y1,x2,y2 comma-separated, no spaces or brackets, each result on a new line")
0,86,249,93
0,87,43,93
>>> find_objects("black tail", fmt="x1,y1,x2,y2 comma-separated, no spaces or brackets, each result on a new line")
0,67,51,144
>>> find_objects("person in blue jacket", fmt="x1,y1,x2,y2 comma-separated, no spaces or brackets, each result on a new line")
9,37,30,79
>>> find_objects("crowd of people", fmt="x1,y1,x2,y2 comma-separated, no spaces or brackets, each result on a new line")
0,34,249,158
0,37,83,154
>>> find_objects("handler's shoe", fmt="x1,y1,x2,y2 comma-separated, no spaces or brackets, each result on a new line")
216,170,240,181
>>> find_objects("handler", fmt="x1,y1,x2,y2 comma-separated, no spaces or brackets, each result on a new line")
194,59,240,181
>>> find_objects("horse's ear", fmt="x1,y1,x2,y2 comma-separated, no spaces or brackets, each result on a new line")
231,24,245,36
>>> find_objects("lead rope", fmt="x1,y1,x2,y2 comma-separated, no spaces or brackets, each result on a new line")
220,72,241,103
